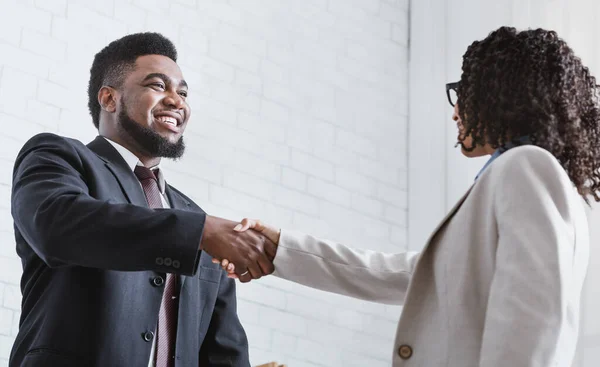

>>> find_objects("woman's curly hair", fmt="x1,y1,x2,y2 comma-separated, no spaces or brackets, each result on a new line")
458,26,600,201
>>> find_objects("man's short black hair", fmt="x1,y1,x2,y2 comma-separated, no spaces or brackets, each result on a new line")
87,32,178,129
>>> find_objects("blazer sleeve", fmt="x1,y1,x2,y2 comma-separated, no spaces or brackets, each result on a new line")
479,147,588,366
11,133,204,276
198,271,250,366
272,231,420,305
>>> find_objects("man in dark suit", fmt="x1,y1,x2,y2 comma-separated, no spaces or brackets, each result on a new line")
9,32,275,367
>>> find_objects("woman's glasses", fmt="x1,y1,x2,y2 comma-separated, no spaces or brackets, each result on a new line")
446,82,459,107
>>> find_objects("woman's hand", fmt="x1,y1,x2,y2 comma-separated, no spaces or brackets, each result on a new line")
212,218,281,280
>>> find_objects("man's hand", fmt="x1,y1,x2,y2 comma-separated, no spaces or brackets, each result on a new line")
201,216,277,282
212,218,281,281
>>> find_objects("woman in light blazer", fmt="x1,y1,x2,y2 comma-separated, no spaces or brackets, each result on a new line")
217,27,600,366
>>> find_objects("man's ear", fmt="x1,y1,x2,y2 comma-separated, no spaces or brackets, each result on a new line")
98,86,118,113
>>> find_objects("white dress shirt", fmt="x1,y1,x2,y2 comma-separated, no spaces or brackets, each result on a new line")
103,137,170,208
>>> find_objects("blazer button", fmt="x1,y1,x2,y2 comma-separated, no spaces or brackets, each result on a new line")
142,331,154,342
152,276,164,287
398,345,413,360
155,257,164,266
164,257,172,266
172,260,180,269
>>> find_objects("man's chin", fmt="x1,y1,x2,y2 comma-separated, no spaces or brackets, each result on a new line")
126,130,185,159
152,125,182,139
157,134,183,145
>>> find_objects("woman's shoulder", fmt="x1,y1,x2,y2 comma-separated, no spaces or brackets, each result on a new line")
480,144,576,196
493,145,565,176
499,144,556,163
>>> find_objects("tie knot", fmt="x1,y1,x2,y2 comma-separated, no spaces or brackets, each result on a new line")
134,165,158,182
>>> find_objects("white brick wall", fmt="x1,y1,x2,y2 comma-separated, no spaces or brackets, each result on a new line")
0,0,408,365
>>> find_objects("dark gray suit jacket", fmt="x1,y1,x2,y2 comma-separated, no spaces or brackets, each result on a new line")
9,133,249,366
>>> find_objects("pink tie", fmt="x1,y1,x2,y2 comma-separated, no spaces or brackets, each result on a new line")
134,165,178,367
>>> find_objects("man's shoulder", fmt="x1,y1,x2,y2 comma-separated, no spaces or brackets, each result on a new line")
22,132,88,152
15,133,99,171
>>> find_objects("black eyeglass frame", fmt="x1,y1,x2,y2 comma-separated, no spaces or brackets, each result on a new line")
446,82,460,107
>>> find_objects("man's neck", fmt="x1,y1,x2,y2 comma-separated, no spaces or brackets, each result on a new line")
101,135,161,168
139,156,161,168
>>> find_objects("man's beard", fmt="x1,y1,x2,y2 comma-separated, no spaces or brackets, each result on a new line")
117,105,185,159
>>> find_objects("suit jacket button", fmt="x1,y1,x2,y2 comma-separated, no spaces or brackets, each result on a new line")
152,276,164,287
398,345,413,360
164,257,172,266
155,257,164,266
172,260,180,269
142,331,154,342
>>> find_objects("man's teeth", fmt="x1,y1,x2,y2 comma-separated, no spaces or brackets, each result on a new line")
157,116,177,126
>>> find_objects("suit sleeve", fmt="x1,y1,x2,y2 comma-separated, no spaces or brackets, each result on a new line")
198,272,250,366
272,231,420,305
479,148,587,366
11,133,204,275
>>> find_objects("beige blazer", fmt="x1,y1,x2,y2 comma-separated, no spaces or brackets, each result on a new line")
272,146,589,366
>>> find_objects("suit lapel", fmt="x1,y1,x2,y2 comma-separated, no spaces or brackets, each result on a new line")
420,185,474,254
88,138,200,287
165,186,191,209
87,136,148,207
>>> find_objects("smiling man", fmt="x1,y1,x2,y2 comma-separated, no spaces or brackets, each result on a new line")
8,32,274,367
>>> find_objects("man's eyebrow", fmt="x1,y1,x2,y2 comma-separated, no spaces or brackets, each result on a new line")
142,73,188,88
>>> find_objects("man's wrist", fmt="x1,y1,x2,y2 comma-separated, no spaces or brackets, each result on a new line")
199,215,215,251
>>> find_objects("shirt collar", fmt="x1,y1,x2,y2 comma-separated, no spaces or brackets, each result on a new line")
474,136,531,181
102,137,167,194
475,149,502,181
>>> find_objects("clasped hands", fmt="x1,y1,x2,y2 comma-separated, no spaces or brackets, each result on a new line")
201,216,279,283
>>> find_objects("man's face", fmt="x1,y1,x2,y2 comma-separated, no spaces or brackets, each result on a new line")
116,55,191,159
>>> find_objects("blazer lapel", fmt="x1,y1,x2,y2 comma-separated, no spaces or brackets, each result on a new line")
165,186,191,210
87,136,148,207
420,185,474,253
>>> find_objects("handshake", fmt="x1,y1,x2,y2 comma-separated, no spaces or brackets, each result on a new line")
200,216,280,282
